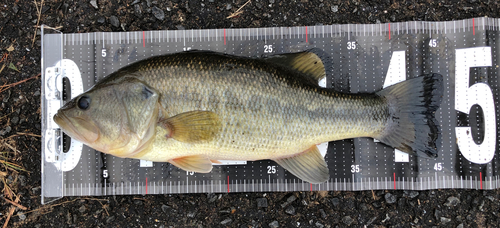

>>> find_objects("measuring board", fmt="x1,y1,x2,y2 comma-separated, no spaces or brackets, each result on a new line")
41,18,500,204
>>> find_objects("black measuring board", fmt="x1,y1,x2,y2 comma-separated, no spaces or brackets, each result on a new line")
40,18,500,201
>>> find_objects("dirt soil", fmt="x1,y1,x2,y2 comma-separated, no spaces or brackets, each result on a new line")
1,0,500,227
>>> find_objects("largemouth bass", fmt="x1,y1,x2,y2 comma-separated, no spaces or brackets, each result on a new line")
53,49,443,183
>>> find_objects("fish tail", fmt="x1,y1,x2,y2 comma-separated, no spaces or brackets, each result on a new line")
375,73,443,158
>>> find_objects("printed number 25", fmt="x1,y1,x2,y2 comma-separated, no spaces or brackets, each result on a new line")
455,47,495,164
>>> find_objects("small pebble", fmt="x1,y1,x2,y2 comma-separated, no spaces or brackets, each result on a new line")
285,206,295,215
0,126,11,136
404,190,419,199
257,198,268,208
18,212,26,221
152,6,165,21
331,5,339,13
342,216,353,226
281,195,297,208
440,217,451,224
12,5,19,14
11,116,19,125
187,211,196,218
106,216,115,224
319,209,327,218
330,198,340,207
109,16,120,27
385,193,397,204
434,209,442,220
220,218,232,225
79,205,86,213
134,4,142,17
161,204,170,213
97,16,106,24
90,0,98,9
269,221,279,228
444,196,460,207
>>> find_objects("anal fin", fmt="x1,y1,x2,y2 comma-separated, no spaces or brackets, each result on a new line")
273,146,329,184
169,155,213,173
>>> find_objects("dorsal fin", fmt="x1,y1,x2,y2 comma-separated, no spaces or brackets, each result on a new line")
263,48,332,83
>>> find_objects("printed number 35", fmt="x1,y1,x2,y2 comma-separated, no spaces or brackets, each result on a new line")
455,47,496,164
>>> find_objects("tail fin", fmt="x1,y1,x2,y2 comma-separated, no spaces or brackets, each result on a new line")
375,73,443,158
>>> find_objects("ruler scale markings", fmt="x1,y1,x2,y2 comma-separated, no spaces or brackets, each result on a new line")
473,18,475,35
435,172,438,189
49,20,500,197
264,27,266,44
347,24,350,40
480,172,483,189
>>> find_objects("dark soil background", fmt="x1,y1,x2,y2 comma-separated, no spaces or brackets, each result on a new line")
1,0,500,227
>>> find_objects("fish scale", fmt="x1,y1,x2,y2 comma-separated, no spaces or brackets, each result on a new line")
119,52,386,161
41,18,500,204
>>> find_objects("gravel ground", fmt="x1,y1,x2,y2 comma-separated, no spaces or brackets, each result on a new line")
0,0,499,227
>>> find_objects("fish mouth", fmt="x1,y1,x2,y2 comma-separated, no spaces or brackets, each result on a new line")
53,112,99,144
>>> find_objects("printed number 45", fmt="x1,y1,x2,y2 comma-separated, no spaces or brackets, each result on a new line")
455,47,496,164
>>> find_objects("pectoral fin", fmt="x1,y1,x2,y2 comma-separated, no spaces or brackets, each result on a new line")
273,146,329,184
161,111,221,143
169,155,213,173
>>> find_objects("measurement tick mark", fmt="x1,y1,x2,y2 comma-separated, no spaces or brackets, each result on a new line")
393,173,396,189
142,31,145,47
473,18,475,35
388,23,391,40
480,172,483,189
305,26,308,43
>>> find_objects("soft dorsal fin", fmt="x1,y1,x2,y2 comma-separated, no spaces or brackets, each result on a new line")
263,48,332,83
273,145,329,184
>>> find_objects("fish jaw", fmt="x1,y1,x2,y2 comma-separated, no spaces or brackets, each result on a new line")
53,111,99,145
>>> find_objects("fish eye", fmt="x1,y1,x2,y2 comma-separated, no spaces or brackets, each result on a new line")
77,95,91,110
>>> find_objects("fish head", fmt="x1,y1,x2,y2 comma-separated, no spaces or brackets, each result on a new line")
53,78,160,158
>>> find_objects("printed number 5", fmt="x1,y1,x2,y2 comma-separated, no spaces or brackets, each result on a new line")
455,47,495,164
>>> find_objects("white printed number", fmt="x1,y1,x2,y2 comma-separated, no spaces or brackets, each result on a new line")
103,170,108,178
264,45,273,53
101,49,106,57
429,39,437,47
186,171,194,175
183,47,192,51
455,47,496,164
347,41,357,50
434,163,443,171
267,165,276,174
351,165,360,173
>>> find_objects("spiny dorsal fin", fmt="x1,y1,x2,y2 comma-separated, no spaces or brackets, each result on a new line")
273,145,329,184
263,48,332,83
169,155,213,173
161,111,221,143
